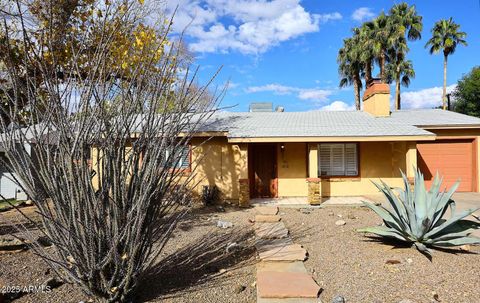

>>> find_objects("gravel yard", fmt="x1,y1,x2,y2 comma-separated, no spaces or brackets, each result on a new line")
0,205,257,303
282,206,480,303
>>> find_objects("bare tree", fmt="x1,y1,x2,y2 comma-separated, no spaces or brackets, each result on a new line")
0,1,222,302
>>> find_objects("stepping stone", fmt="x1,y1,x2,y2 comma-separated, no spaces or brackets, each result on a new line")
258,243,307,262
257,298,319,303
255,238,293,252
256,206,279,215
255,222,289,239
257,271,320,298
256,238,294,251
256,261,307,273
256,215,281,223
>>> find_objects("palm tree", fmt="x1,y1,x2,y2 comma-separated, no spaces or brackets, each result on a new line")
389,3,423,41
425,18,467,110
338,36,363,110
387,3,422,110
386,54,415,110
363,12,392,82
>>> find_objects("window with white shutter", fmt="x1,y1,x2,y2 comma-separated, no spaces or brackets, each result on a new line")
318,143,358,177
165,145,190,169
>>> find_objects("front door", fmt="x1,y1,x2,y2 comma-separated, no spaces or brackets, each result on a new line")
250,144,277,198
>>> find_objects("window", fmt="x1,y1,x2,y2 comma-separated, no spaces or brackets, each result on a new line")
318,143,358,177
165,145,190,170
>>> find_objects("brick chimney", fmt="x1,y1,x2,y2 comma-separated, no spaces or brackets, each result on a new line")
363,79,390,117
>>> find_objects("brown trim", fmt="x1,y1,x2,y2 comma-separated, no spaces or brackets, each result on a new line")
306,178,321,182
317,142,361,178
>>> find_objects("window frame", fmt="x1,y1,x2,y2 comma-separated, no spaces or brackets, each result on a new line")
165,144,192,173
317,143,360,178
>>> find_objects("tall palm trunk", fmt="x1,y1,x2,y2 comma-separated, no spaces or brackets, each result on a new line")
395,72,401,110
443,53,448,110
365,59,373,86
379,50,386,82
353,74,361,110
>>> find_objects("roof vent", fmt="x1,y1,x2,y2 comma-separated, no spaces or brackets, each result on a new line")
275,106,285,112
249,102,273,112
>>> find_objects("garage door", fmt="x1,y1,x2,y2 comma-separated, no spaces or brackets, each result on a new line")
417,140,475,192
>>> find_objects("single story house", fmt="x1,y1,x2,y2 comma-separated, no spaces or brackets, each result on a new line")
182,82,480,205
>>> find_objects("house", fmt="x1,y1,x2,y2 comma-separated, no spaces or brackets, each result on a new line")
182,81,480,205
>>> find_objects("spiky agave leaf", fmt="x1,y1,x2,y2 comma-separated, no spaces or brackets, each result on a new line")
358,169,480,257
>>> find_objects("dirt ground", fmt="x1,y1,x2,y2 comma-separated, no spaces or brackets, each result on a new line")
281,206,480,303
0,205,258,303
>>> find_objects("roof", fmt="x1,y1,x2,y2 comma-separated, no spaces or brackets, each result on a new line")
390,109,480,127
202,111,426,139
199,109,480,140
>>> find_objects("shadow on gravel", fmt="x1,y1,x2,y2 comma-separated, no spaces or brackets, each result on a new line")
137,228,256,302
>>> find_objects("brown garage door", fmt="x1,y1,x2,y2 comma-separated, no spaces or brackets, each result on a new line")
417,140,475,192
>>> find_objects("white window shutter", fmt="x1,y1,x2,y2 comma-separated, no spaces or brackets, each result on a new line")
331,144,345,175
318,143,358,177
345,143,358,176
319,144,331,176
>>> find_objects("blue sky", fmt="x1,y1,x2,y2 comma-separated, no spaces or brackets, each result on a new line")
166,0,480,112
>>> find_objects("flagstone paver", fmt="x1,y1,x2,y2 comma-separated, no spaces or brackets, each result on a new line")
255,215,282,222
254,222,289,239
255,238,293,251
258,243,307,262
254,206,320,303
255,206,279,215
257,271,321,298
256,261,307,273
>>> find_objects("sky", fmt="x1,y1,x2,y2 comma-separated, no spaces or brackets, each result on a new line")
164,0,480,112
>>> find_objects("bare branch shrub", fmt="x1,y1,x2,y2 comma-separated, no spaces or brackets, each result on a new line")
0,1,222,301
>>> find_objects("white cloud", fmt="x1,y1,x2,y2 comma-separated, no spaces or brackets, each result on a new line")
400,85,457,109
246,83,334,102
320,101,355,111
298,89,332,102
165,1,341,54
351,7,375,22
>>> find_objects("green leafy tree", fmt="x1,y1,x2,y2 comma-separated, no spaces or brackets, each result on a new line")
425,18,467,110
338,36,364,110
453,66,480,117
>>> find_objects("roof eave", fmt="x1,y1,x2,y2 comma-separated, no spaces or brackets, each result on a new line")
227,135,436,143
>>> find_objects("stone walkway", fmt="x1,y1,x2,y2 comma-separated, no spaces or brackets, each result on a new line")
254,206,321,303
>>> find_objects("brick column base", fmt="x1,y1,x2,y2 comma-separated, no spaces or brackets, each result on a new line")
239,178,250,208
307,178,322,205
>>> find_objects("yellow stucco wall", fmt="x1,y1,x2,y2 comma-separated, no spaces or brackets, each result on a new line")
189,137,246,201
306,141,414,196
277,143,308,197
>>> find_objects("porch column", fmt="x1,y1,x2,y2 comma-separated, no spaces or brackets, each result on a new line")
406,142,417,186
235,144,250,207
307,144,322,204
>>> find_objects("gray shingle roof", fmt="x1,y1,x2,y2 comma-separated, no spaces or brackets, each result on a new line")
390,109,480,127
202,111,436,138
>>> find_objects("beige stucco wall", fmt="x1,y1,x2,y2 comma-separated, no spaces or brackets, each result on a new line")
306,141,415,196
189,137,247,201
277,143,308,197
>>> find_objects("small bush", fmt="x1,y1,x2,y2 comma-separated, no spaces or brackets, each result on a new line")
201,185,220,206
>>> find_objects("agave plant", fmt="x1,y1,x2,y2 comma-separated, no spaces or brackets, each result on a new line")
358,169,480,256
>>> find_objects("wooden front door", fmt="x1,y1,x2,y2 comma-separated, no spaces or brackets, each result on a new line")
250,144,277,198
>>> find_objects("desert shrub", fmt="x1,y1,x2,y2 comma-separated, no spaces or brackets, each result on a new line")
358,169,480,257
0,1,223,302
